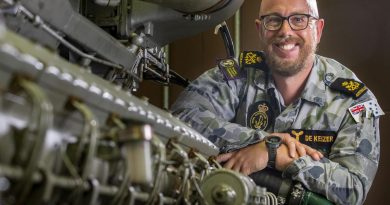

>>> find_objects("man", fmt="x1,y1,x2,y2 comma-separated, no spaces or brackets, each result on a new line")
171,0,383,204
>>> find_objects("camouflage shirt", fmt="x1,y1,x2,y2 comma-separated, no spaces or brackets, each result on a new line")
171,52,383,205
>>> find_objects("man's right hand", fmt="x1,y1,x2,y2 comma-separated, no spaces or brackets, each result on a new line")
216,133,323,175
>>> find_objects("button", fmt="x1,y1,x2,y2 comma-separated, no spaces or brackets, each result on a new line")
313,97,323,104
324,73,335,85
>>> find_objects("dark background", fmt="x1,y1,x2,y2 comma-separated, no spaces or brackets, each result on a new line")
137,1,390,204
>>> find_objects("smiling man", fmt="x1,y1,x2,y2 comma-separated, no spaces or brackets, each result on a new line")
171,0,383,204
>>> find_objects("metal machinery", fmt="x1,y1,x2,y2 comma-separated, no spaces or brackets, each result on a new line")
0,0,333,205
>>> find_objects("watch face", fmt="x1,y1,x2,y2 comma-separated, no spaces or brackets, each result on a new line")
267,136,281,144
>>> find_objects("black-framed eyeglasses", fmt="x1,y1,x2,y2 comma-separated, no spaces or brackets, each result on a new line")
259,14,318,31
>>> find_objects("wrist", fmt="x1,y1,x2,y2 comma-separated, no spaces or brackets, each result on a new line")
276,155,296,171
265,135,282,168
282,156,308,178
258,141,268,161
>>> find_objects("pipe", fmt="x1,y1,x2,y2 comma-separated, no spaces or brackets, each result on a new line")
163,45,169,110
234,8,240,58
141,0,231,14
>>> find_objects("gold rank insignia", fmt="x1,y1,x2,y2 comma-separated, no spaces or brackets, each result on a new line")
247,101,274,131
329,78,368,99
291,130,304,141
239,51,265,69
218,58,241,81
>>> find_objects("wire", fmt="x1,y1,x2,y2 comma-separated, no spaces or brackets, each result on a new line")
265,191,278,205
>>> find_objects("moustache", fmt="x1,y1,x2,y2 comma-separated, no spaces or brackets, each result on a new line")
270,36,303,45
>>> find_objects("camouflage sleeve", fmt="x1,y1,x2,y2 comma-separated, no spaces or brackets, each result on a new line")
283,109,381,205
171,67,267,152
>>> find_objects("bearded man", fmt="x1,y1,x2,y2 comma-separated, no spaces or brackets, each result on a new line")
171,0,383,204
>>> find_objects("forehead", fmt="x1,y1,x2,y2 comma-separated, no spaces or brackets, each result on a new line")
260,0,310,15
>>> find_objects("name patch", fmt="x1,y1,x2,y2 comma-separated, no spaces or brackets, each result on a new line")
289,129,337,155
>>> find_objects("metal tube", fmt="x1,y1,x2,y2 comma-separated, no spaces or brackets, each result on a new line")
0,164,178,202
234,9,241,59
140,0,229,14
119,122,153,185
163,45,170,110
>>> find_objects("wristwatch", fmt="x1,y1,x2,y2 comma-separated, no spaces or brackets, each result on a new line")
265,136,282,169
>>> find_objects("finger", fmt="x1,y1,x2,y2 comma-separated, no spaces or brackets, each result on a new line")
280,135,288,143
306,147,320,161
286,141,296,158
223,157,236,170
297,144,306,157
312,153,320,161
241,167,250,176
232,162,241,173
216,152,234,163
318,152,324,158
304,144,323,158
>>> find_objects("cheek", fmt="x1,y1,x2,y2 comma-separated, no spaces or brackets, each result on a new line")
261,32,275,46
259,32,271,47
307,25,319,43
299,30,317,46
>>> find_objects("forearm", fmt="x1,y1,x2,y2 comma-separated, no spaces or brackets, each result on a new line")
171,68,269,152
284,155,378,205
173,104,268,152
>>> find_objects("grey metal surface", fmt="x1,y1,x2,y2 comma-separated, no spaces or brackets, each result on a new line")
130,0,244,47
0,28,219,156
0,25,222,204
141,0,228,13
20,0,137,71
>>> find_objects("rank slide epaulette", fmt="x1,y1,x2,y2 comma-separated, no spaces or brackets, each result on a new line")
239,51,265,69
329,78,368,99
218,58,242,81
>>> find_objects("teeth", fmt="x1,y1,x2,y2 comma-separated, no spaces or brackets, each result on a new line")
279,44,295,50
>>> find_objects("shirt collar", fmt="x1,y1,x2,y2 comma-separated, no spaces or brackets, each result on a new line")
299,55,327,106
254,55,326,106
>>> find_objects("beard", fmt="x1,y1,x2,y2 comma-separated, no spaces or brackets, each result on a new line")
263,35,317,77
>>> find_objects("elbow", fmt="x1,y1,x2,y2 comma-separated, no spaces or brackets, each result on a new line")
329,176,366,205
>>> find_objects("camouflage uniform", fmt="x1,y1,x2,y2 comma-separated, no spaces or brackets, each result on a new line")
171,51,383,205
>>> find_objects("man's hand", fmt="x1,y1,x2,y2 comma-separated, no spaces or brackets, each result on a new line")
275,144,298,171
216,133,324,175
216,141,268,176
271,133,323,160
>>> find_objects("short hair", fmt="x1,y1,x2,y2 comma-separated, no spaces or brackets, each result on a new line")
259,0,320,18
307,0,319,18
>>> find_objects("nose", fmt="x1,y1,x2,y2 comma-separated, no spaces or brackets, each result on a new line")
277,19,293,36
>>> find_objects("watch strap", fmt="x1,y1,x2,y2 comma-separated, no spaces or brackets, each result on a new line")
267,146,277,168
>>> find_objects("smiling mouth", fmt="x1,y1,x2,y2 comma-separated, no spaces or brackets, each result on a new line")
275,42,298,51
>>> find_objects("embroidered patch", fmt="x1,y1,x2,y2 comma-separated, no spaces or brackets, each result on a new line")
329,78,368,99
348,99,384,123
218,58,241,81
247,101,274,131
289,129,337,155
239,51,264,69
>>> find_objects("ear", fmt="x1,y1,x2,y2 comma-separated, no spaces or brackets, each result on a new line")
255,19,261,31
315,18,325,43
255,19,264,38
